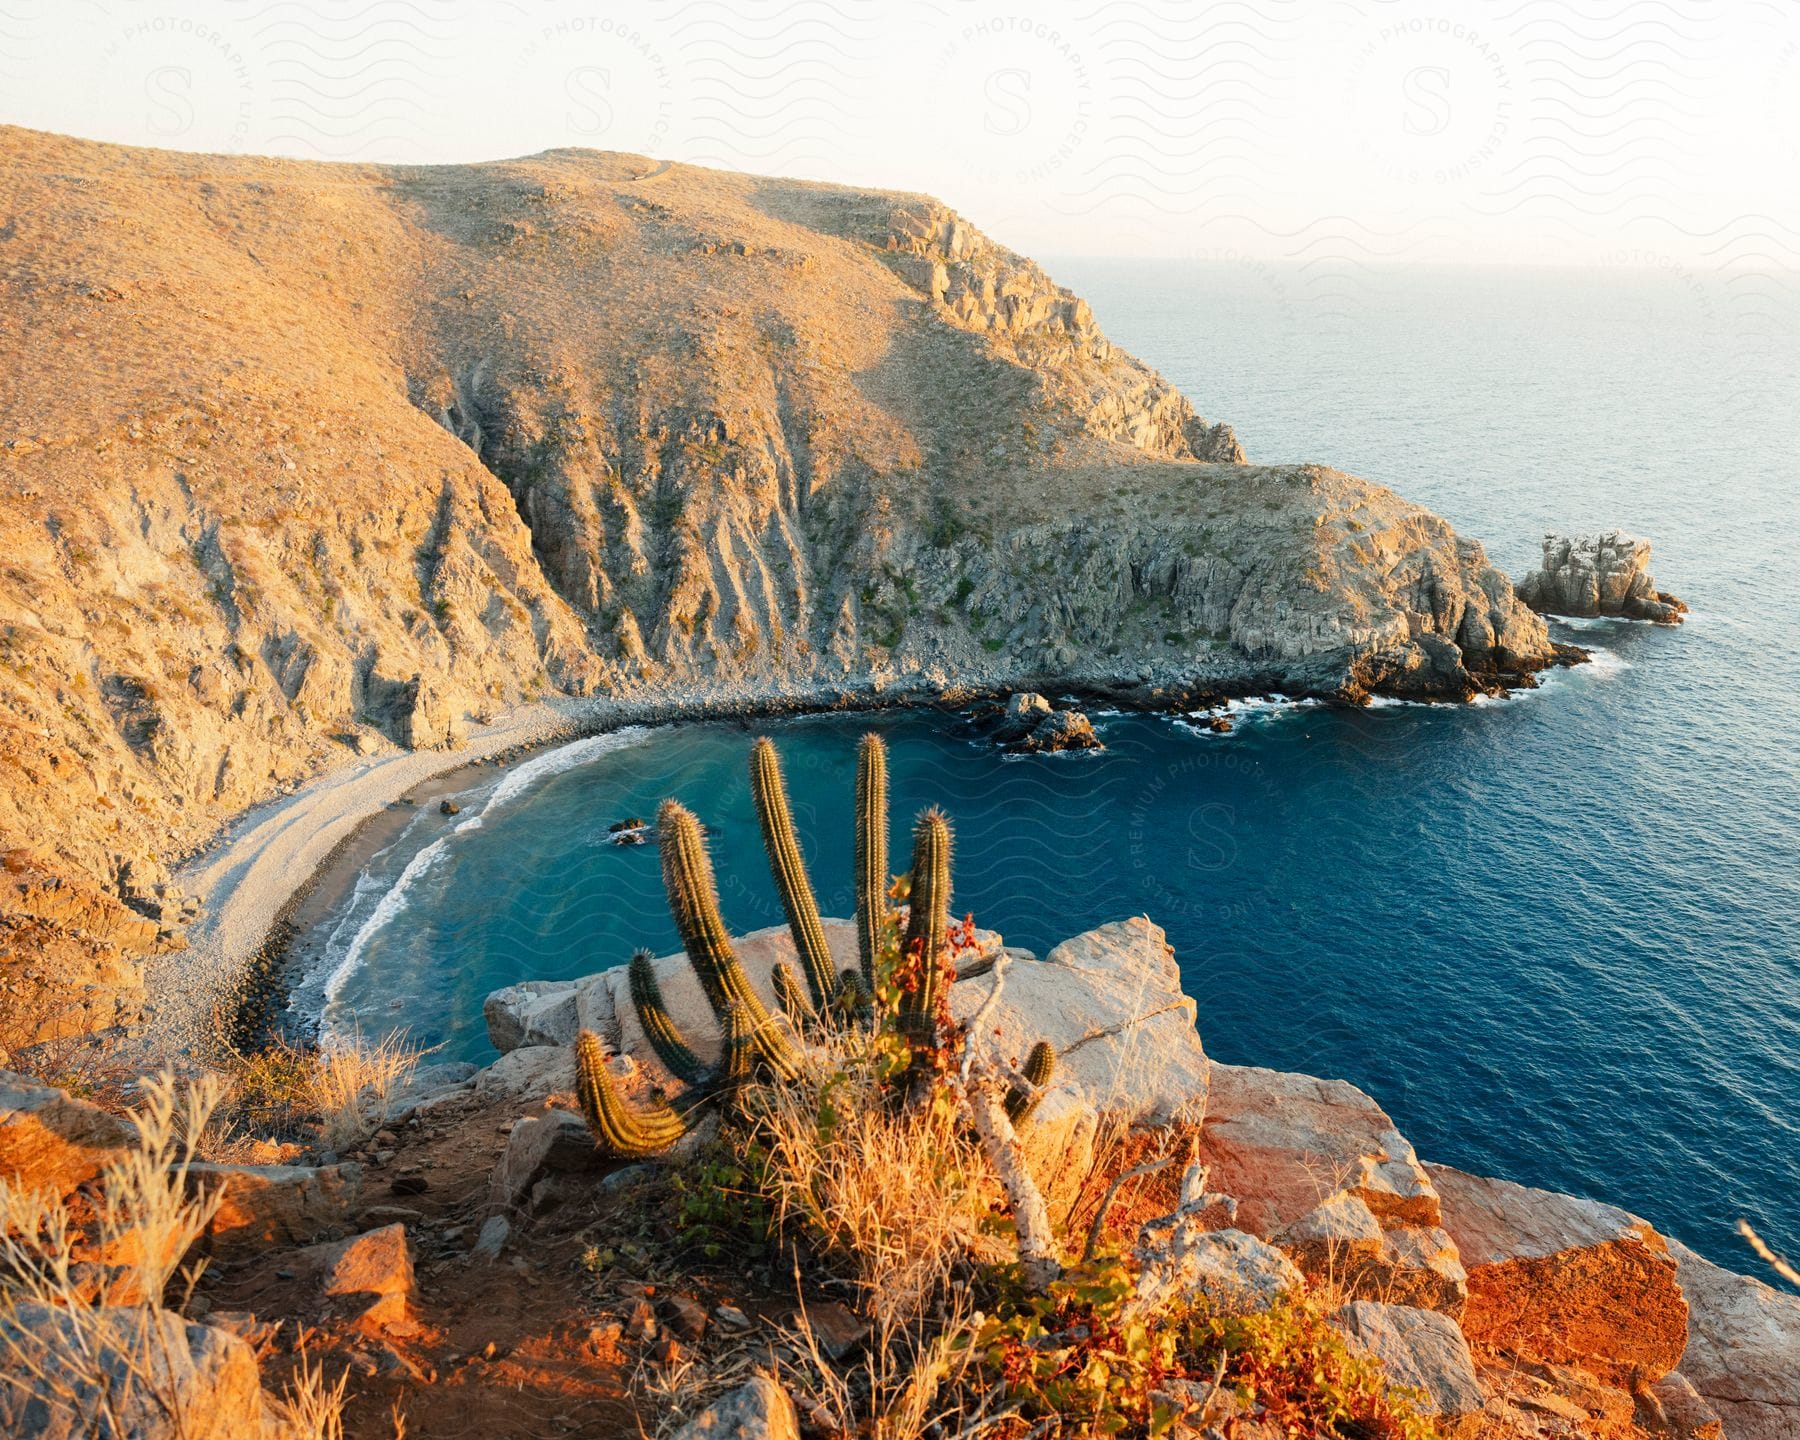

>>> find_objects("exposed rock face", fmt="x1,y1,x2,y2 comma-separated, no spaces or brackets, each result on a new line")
1198,1064,1441,1235
0,126,1560,1041
1517,532,1687,623
1329,1302,1485,1417
1669,1238,1800,1440
186,1161,363,1260
1428,1164,1688,1386
955,918,1208,1127
0,1069,130,1197
0,1303,269,1440
1134,1224,1303,1315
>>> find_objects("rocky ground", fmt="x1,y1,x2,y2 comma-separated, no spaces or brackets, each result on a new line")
0,123,1571,1047
4,913,1793,1439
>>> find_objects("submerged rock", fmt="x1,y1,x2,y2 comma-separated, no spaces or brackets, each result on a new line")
993,691,1053,741
1021,708,1102,753
1517,531,1687,622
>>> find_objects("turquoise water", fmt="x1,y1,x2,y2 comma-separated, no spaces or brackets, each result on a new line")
308,265,1800,1273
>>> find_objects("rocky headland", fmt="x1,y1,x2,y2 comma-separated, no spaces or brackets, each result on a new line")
0,125,1579,1050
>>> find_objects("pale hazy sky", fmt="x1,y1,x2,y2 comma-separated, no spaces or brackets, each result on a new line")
4,1,1797,271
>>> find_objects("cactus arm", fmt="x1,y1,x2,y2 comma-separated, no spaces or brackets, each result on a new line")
749,738,837,1008
898,807,953,1059
771,960,816,1024
717,1003,756,1086
1004,1040,1057,1127
656,798,804,1080
628,948,707,1086
574,1031,688,1158
853,732,890,989
833,966,874,1022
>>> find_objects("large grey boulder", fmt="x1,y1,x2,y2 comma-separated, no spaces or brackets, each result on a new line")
489,1109,606,1212
1516,531,1686,623
1329,1302,1485,1417
0,1303,269,1440
1134,1223,1302,1315
0,1070,130,1198
671,1375,800,1440
1670,1238,1800,1440
951,917,1208,1127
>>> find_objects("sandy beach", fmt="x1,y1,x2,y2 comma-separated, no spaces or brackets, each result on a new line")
147,699,599,1056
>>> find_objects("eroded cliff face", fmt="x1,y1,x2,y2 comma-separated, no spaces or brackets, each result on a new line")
0,126,1552,1041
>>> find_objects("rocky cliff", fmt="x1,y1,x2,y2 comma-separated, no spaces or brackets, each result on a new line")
0,126,1557,1042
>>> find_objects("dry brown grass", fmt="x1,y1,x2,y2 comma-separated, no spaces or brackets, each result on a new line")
743,1032,1010,1321
307,1028,429,1153
0,1071,276,1433
270,1349,352,1440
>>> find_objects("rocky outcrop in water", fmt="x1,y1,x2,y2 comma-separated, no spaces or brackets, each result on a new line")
1517,532,1688,623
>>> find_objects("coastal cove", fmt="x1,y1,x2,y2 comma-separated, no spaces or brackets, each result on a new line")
286,642,1797,1281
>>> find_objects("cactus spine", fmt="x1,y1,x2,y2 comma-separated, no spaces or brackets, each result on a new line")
628,948,707,1085
1005,1040,1057,1127
854,732,889,989
657,798,802,1080
898,807,952,1053
749,738,837,1009
574,1030,688,1157
771,960,815,1024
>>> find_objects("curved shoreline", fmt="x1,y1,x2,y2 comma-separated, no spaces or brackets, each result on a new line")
141,653,1588,1063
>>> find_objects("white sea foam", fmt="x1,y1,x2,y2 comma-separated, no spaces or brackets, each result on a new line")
321,835,451,1016
1172,692,1325,732
482,726,652,814
314,726,653,1036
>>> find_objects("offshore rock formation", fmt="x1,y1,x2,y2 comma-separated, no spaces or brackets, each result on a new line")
1518,532,1687,623
0,126,1555,1038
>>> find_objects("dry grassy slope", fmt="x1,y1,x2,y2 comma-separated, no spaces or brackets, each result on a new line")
0,125,1552,1039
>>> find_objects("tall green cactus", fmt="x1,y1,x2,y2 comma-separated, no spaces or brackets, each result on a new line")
574,1030,688,1157
657,797,802,1080
628,948,707,1085
898,807,952,1054
854,732,889,989
1005,1040,1057,1127
749,737,837,1008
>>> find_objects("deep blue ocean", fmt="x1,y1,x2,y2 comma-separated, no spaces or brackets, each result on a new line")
306,265,1800,1274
